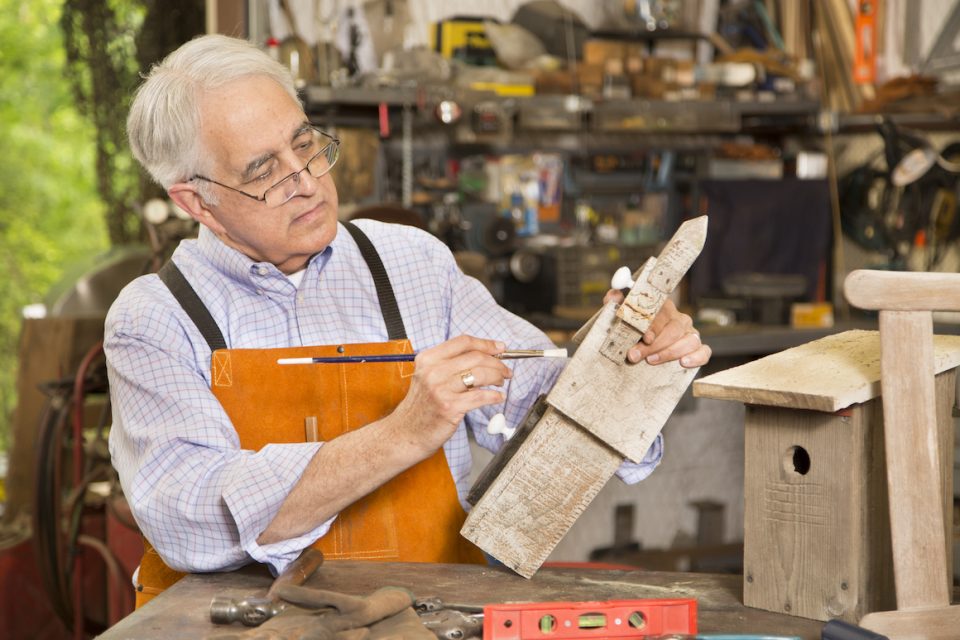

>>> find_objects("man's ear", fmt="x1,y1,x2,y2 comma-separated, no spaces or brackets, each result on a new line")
168,183,226,235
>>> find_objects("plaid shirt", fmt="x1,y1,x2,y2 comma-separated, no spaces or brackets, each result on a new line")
106,220,661,575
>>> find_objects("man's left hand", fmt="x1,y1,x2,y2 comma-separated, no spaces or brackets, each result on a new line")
603,291,711,368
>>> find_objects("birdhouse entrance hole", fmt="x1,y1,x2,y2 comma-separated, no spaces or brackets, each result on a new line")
784,446,811,476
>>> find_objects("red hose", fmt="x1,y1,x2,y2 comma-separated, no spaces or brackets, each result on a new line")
70,341,104,640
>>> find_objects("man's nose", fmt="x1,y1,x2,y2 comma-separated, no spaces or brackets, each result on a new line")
294,165,321,198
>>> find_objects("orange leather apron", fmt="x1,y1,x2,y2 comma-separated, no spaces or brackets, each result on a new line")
135,224,484,607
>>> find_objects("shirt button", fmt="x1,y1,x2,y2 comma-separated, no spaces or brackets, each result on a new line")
257,266,269,276
296,293,305,303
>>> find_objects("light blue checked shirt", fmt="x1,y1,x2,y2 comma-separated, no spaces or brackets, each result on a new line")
106,220,662,576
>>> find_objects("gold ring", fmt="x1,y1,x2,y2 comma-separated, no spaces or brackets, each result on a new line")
460,371,476,390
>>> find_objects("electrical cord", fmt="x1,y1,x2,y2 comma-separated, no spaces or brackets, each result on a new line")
32,342,114,638
33,385,74,627
68,343,108,639
77,534,135,615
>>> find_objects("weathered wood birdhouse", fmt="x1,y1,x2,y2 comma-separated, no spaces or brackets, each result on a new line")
463,216,708,578
693,330,960,622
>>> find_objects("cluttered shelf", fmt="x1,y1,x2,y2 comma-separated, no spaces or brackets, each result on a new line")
305,84,821,136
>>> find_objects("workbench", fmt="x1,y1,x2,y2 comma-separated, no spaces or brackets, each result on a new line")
97,562,824,638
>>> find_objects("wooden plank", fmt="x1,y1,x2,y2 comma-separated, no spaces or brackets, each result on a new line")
782,0,810,60
575,217,706,343
877,310,950,610
813,2,849,112
846,269,960,312
463,215,708,576
645,216,708,294
551,303,699,463
822,0,866,108
460,407,622,578
860,606,960,639
693,330,960,413
466,395,548,506
935,370,956,586
616,216,708,335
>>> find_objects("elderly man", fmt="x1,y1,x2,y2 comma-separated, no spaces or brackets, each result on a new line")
107,34,711,605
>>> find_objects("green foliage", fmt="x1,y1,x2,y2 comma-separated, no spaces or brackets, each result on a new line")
0,0,108,451
62,0,145,246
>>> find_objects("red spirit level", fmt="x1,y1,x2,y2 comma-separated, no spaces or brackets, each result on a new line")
854,0,878,84
483,598,697,639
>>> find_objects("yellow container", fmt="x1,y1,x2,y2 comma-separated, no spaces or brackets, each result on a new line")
430,17,496,65
791,302,835,328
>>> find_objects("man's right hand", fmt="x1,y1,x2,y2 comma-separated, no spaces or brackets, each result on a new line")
388,335,512,457
258,335,512,544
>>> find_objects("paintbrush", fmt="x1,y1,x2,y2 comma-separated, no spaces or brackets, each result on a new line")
277,348,568,365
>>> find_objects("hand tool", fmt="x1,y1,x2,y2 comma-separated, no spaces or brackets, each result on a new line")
268,584,431,638
209,547,324,626
647,636,801,639
277,349,568,365
415,597,484,615
416,595,486,639
482,597,697,639
419,609,484,639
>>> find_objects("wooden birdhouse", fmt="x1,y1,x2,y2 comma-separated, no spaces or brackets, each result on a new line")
693,330,960,623
463,216,708,578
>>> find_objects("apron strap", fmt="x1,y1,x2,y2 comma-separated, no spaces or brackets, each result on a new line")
157,261,227,352
343,221,408,341
157,222,408,353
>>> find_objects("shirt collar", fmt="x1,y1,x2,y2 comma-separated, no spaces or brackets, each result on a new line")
192,224,338,287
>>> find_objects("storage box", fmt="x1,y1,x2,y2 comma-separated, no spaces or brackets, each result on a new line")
790,302,834,328
533,70,576,95
430,17,497,66
582,39,627,66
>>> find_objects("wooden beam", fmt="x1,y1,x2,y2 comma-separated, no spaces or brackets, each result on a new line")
876,310,950,609
846,269,960,312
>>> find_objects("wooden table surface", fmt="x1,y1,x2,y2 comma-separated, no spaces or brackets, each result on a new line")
97,562,825,639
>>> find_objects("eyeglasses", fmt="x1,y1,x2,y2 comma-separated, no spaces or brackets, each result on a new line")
191,127,340,208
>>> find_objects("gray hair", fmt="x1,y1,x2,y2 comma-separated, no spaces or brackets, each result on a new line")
127,34,300,193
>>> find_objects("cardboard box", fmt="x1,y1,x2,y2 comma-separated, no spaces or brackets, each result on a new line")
582,39,626,66
576,63,604,97
534,70,576,95
629,74,668,98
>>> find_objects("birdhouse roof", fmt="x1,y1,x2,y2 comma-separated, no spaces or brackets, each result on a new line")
694,330,960,412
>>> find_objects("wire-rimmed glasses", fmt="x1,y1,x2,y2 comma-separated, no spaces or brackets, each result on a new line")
191,127,340,207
